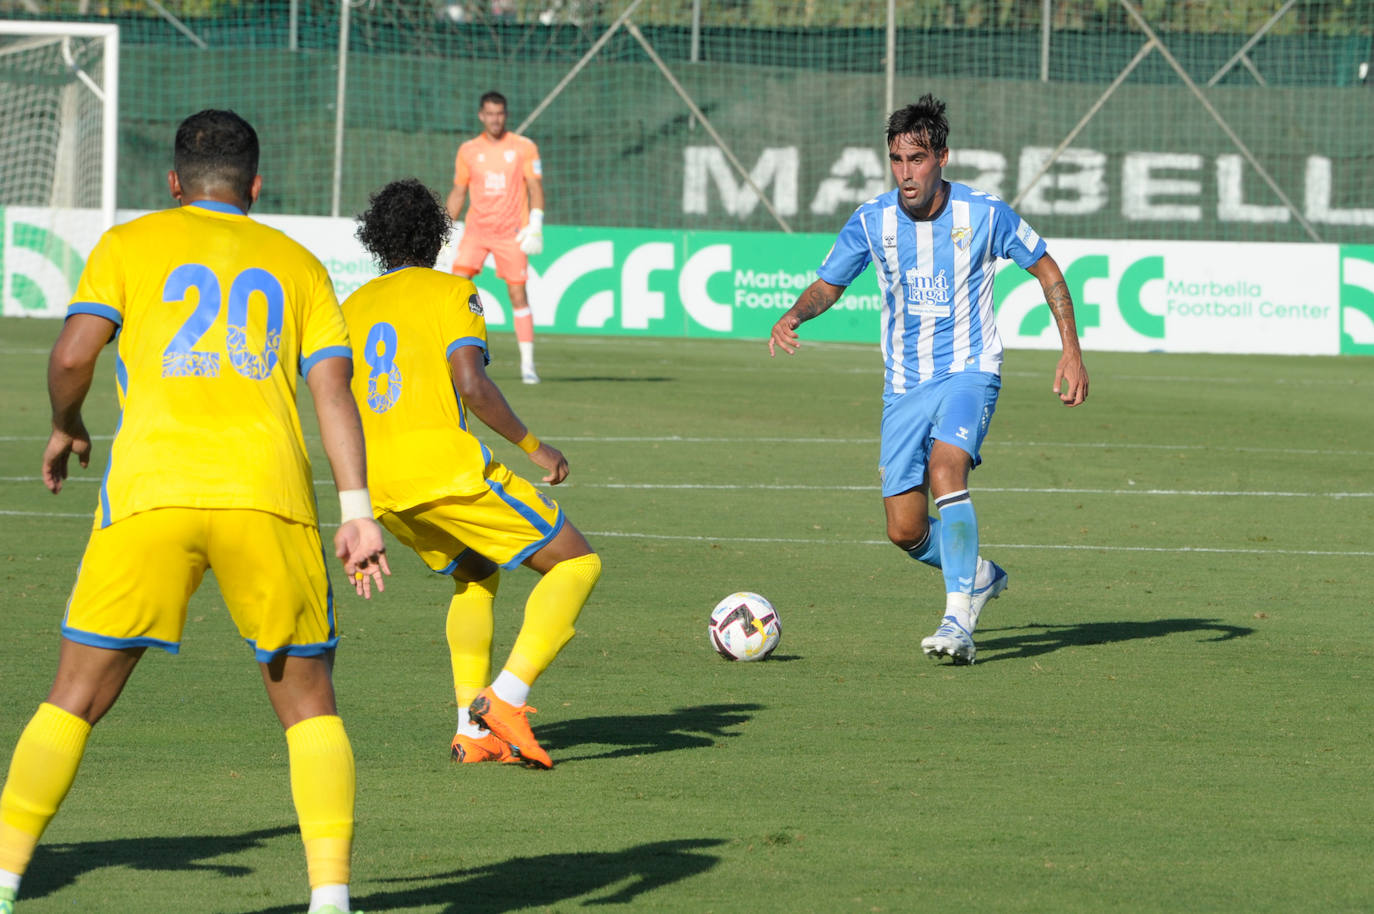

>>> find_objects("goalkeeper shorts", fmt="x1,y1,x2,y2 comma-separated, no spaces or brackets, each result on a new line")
454,229,527,283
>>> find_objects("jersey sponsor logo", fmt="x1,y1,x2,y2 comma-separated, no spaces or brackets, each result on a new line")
1016,218,1040,249
951,225,972,251
467,292,483,316
904,267,951,316
484,172,507,193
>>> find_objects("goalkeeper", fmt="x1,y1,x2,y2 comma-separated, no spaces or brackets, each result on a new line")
445,90,546,385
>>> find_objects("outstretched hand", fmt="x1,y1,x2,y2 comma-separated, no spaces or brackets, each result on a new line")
768,315,801,357
42,424,92,494
335,518,391,598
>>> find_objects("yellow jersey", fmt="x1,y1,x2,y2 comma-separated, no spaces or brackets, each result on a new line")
67,201,351,528
340,266,493,511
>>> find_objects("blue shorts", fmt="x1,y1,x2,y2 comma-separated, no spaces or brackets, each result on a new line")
878,371,1001,497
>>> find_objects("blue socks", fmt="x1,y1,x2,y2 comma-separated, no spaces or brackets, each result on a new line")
933,489,978,596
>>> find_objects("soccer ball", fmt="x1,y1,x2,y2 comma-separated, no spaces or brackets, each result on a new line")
708,592,781,661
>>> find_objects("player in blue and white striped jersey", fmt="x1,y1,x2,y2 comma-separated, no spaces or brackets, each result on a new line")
769,94,1089,665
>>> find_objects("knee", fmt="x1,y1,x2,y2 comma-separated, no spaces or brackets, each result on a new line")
569,551,602,586
886,517,930,552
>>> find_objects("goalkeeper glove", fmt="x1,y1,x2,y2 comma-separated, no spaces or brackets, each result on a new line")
516,208,544,256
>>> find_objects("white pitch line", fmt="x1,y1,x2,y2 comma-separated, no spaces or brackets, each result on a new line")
2,509,1367,557
0,509,93,518
582,530,1374,557
2,434,1370,459
566,482,1372,498
5,477,1371,499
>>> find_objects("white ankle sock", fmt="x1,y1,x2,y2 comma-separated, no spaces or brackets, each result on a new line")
944,593,973,631
492,670,531,706
308,883,349,912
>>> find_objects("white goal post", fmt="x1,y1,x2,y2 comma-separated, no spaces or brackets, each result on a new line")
0,20,119,231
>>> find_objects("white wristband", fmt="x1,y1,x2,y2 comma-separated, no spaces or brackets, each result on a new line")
528,208,544,230
338,488,373,524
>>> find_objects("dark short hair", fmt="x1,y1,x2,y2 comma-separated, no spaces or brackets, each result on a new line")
174,109,259,202
479,90,507,110
355,178,451,272
886,94,949,151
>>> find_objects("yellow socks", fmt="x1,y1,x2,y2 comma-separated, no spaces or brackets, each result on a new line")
286,715,354,889
506,553,602,685
0,703,91,876
446,571,499,708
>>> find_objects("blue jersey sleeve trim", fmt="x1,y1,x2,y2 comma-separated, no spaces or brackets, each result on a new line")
446,336,490,365
67,302,123,327
300,345,353,378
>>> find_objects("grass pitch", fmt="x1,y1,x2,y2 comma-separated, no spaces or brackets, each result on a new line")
1,316,1372,913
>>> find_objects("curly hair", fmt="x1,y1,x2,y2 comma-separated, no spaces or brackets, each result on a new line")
354,178,451,272
886,93,949,152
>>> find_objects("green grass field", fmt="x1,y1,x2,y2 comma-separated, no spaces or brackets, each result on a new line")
1,315,1372,913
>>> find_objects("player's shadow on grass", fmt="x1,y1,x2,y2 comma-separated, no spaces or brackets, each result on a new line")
20,824,297,900
338,838,726,914
974,617,1254,663
536,702,762,763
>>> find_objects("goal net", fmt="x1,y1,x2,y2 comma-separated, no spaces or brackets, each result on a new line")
0,21,118,316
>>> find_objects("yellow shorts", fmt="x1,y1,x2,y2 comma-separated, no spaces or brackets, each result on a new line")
64,508,335,661
379,461,563,573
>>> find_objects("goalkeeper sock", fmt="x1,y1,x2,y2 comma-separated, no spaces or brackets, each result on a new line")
286,715,354,890
0,702,91,877
514,309,535,347
934,490,979,627
447,571,499,719
504,553,602,688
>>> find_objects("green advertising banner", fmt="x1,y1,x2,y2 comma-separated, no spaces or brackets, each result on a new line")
474,226,876,344
1341,245,1374,356
6,208,1371,358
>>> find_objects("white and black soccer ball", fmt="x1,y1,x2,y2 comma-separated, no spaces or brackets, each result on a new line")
708,592,781,661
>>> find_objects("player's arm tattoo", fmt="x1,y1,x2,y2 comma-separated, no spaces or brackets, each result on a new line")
791,281,842,323
1043,279,1079,337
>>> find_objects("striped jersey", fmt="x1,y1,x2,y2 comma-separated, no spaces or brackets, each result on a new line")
66,201,351,529
816,182,1047,396
340,266,493,512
